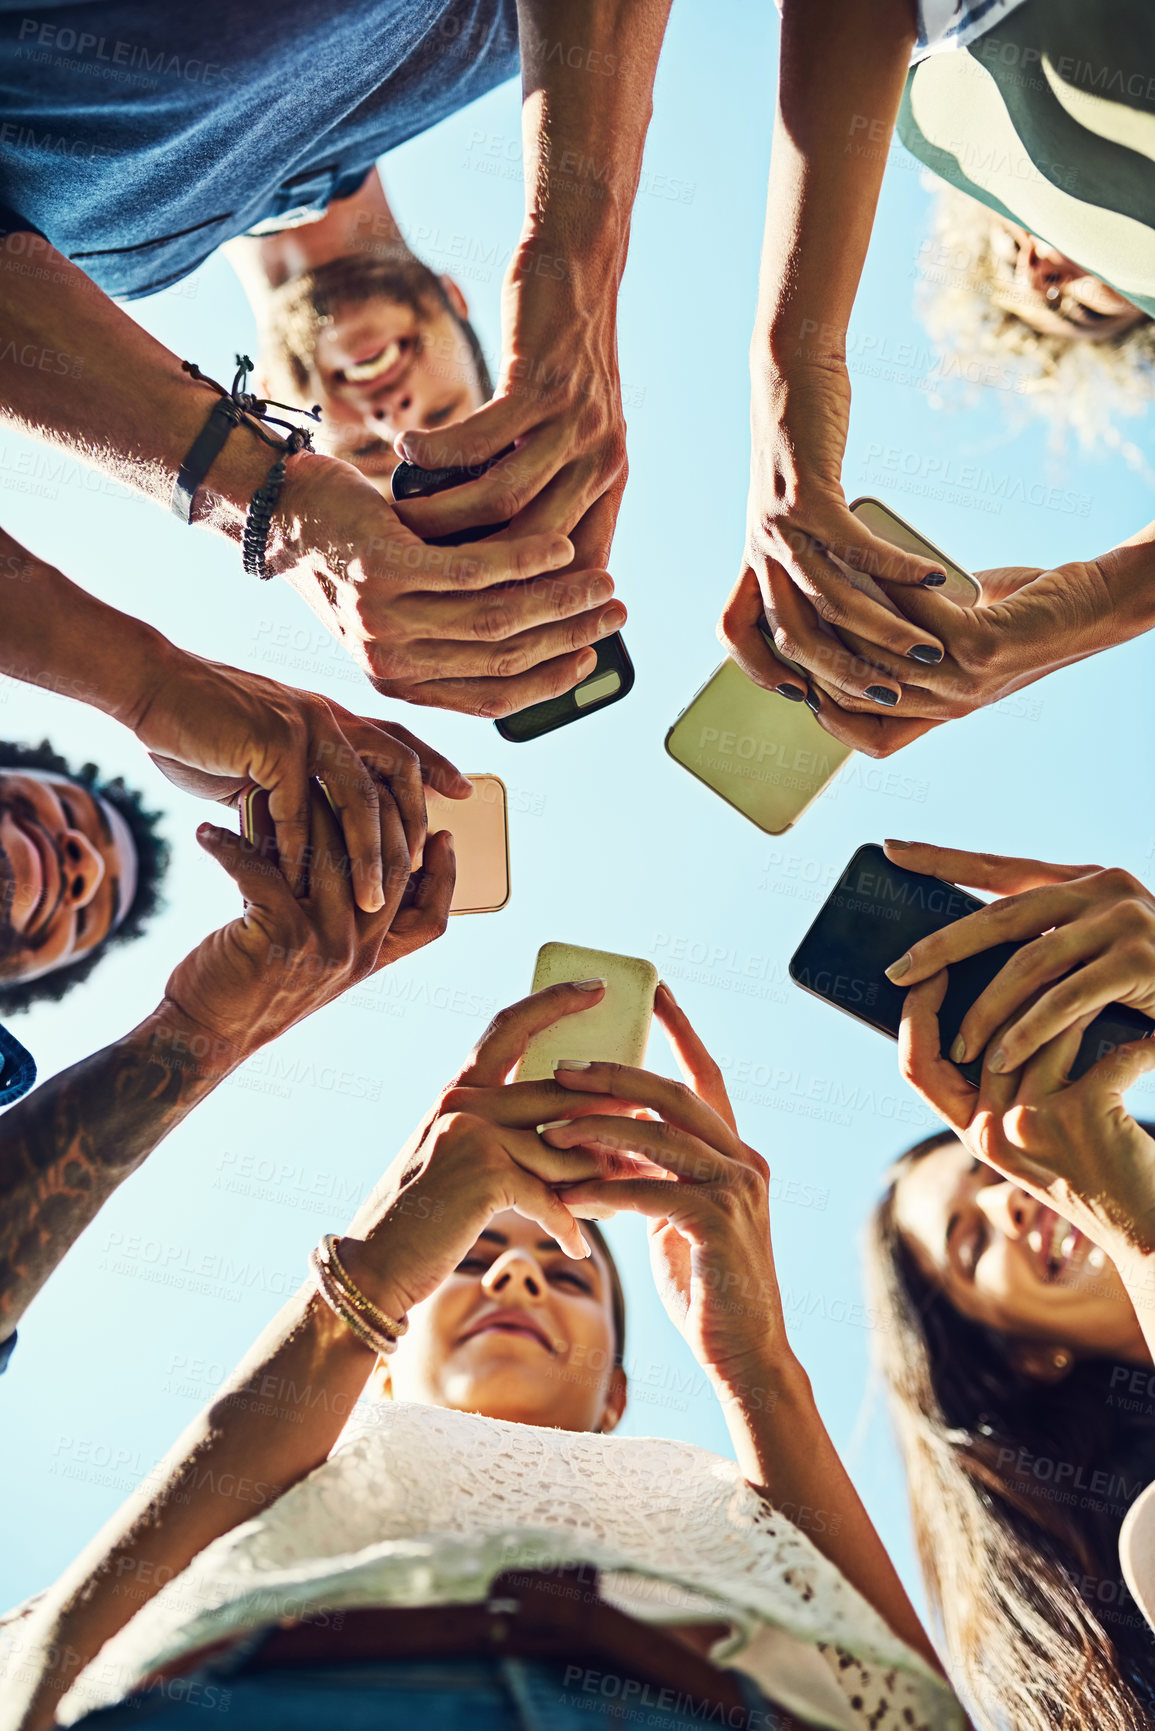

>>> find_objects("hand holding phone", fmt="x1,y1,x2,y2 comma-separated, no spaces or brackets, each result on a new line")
789,845,1154,1086
393,453,633,742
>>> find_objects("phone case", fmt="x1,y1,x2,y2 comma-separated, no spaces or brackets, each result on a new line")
665,501,976,835
238,785,279,864
495,633,635,743
425,774,510,915
848,496,981,608
514,942,659,1082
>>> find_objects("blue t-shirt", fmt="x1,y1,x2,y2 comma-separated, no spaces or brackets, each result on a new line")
0,0,519,298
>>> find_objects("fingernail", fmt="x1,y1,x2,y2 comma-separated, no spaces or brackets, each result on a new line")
885,839,911,848
885,954,911,982
556,1059,592,1071
575,649,598,677
537,1119,573,1134
987,1046,1007,1074
949,1035,967,1064
598,604,627,634
775,683,806,702
908,644,943,665
571,978,605,991
922,571,946,588
866,686,898,707
578,1231,592,1260
804,689,821,715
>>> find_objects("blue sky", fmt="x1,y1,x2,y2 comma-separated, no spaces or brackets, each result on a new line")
3,0,1154,1639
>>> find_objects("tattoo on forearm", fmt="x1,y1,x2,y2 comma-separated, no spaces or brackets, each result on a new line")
0,1031,212,1330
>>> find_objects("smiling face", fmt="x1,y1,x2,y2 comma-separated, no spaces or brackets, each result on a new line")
987,217,1147,342
0,771,137,986
892,1139,1146,1364
384,1210,627,1433
262,255,488,492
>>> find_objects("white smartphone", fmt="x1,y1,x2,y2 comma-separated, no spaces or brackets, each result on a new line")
514,942,659,1082
424,774,510,915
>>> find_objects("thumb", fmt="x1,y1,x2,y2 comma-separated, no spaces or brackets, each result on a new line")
196,822,294,913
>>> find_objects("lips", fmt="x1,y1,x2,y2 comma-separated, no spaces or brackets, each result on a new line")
458,1309,556,1354
12,812,62,934
335,337,413,391
1027,1205,1102,1284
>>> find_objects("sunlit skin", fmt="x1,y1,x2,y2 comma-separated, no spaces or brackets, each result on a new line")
0,772,137,985
893,1139,1150,1367
381,1208,627,1433
987,216,1148,342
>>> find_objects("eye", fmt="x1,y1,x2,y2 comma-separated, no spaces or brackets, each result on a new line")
454,1254,489,1275
424,405,454,428
958,1221,989,1281
550,1268,593,1294
59,797,78,828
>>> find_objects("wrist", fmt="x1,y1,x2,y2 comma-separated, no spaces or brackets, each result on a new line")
1097,534,1155,636
709,1344,811,1415
141,999,249,1100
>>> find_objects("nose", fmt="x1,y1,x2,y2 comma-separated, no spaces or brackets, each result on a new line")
58,827,105,911
481,1248,547,1304
1016,236,1077,296
975,1181,1034,1240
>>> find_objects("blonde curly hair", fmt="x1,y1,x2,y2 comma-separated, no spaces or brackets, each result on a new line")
914,183,1155,472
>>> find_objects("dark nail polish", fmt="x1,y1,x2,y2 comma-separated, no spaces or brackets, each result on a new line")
776,683,806,702
922,571,947,588
866,685,898,707
908,644,943,665
804,689,821,715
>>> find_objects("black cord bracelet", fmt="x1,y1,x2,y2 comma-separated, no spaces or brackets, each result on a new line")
242,428,310,579
171,355,320,526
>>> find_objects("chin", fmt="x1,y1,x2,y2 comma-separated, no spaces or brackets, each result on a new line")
442,1368,568,1428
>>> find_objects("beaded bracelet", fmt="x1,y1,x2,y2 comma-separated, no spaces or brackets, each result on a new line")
309,1233,408,1357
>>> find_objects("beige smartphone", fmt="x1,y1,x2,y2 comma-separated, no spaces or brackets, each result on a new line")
424,774,510,915
514,942,659,1082
664,498,979,836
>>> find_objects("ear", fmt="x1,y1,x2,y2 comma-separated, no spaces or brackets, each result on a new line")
1006,1339,1076,1384
598,1366,628,1434
438,274,470,320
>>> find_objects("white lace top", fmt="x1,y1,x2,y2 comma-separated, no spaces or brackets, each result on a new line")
52,1402,963,1730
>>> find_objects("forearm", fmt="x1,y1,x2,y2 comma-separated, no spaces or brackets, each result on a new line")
0,528,182,723
716,1352,942,1674
0,1004,246,1338
0,233,311,546
1099,523,1155,639
3,1285,374,1731
757,0,916,370
515,0,671,282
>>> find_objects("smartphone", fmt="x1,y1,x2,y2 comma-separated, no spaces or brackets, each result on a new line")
392,452,634,743
789,844,1154,1086
664,498,979,836
514,942,659,1083
424,773,510,915
238,785,278,863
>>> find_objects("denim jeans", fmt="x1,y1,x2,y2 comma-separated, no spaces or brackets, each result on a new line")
72,1656,786,1730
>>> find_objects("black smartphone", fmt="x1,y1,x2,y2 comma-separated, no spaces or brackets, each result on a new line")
391,453,634,743
789,844,1154,1086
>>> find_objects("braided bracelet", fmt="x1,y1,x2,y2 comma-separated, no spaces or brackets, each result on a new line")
171,354,320,531
241,428,311,579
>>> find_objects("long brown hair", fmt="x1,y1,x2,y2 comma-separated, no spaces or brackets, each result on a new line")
865,1131,1155,1731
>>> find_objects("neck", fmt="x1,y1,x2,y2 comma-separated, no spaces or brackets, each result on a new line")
224,167,412,319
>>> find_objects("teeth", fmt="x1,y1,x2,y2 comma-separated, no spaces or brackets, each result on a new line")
1088,1245,1106,1270
344,340,403,383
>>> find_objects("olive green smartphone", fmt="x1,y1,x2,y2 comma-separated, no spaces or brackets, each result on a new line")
664,498,979,836
424,774,510,915
514,942,659,1082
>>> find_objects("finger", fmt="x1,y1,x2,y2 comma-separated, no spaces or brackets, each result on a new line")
384,725,473,800
556,487,624,577
395,432,569,541
310,723,393,908
506,1165,592,1262
761,561,921,707
357,733,426,875
826,625,959,711
394,530,576,596
951,923,1105,1069
881,842,1097,898
775,527,944,670
370,829,455,968
392,601,627,683
456,981,608,1089
799,685,942,756
1016,1014,1097,1105
502,1125,611,1187
718,567,810,701
558,1176,710,1229
195,821,299,913
376,645,600,723
897,970,977,1131
551,1060,740,1154
987,955,1153,1075
261,752,310,901
884,885,1094,989
456,1081,640,1131
540,1114,728,1183
653,982,737,1131
395,394,535,475
420,570,617,642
